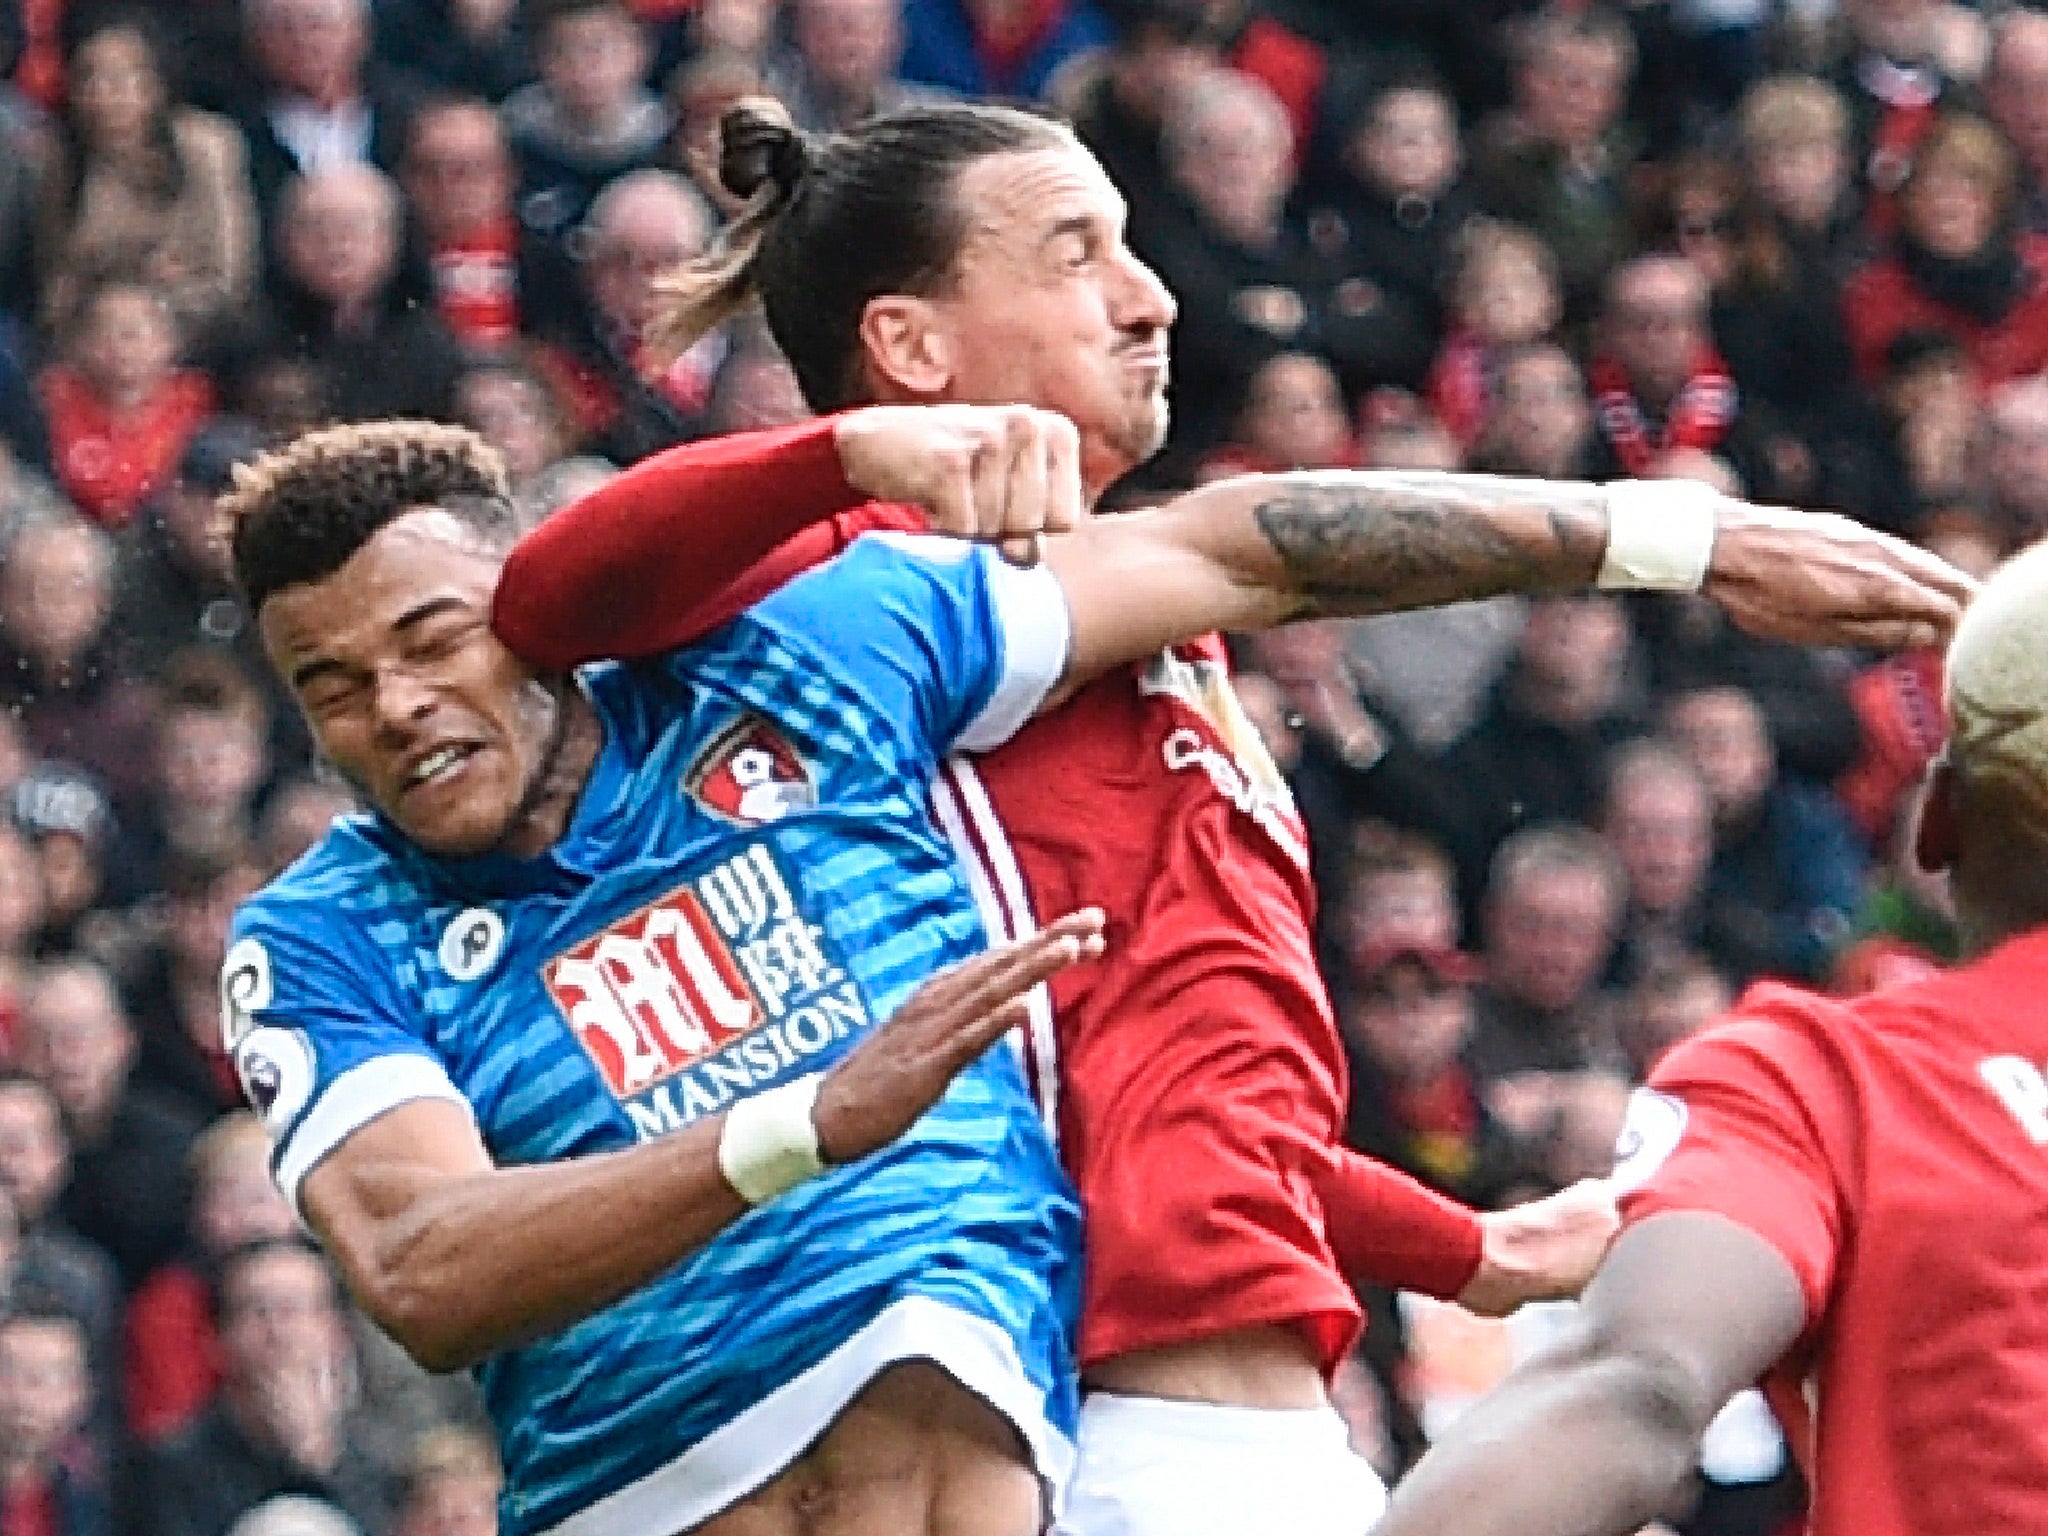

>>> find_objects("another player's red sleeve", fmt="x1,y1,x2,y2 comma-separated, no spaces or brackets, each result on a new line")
1616,994,1851,1325
493,417,864,668
1313,1145,1485,1300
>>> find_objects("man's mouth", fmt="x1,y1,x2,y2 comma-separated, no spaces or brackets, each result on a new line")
403,743,481,793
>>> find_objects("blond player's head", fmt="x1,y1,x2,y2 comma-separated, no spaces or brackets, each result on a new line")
1927,539,2048,941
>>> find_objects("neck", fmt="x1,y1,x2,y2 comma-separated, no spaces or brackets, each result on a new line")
497,683,603,859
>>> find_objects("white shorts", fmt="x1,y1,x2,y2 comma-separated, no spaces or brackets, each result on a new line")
1052,1393,1389,1536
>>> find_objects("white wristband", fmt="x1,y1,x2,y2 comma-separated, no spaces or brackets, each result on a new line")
718,1074,827,1205
1597,480,1720,592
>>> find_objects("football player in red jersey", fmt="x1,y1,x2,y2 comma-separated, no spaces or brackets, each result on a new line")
490,97,1973,1536
1370,538,2048,1536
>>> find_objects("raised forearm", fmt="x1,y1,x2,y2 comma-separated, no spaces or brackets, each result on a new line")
1224,470,1612,620
1373,1336,1706,1536
492,417,857,669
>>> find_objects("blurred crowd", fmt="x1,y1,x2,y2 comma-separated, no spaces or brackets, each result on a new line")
0,0,2032,1531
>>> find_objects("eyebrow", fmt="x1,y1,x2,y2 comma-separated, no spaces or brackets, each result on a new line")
288,597,472,691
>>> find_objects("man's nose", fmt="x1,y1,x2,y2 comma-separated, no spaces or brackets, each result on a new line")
1115,250,1179,334
371,666,436,739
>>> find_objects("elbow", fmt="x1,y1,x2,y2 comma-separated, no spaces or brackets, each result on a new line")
489,554,580,673
360,1271,490,1375
341,1237,496,1375
1585,1339,1724,1491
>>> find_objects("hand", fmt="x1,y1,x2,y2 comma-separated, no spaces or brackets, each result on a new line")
812,909,1105,1164
1455,1179,1619,1317
1703,502,1978,651
833,404,1086,564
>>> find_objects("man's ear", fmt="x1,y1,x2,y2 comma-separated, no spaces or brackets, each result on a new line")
857,295,955,399
1915,757,1962,874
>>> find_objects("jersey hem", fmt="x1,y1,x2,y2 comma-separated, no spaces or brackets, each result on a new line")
531,1294,1075,1536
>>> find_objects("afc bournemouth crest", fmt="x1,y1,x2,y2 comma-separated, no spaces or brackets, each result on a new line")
685,714,817,827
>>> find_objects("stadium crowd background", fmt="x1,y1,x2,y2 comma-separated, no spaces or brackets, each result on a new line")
0,0,2026,1529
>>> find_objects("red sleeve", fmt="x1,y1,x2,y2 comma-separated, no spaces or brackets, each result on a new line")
1313,1144,1485,1300
1616,995,1851,1325
492,417,862,669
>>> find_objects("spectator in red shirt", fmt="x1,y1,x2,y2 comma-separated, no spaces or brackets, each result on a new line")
1842,112,2048,388
38,278,213,530
400,98,573,352
124,1113,296,1444
0,1309,102,1536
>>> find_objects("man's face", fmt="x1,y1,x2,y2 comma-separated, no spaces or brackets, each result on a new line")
77,287,177,400
404,107,514,246
1668,690,1775,822
0,1088,67,1224
915,145,1177,494
1988,392,2048,528
285,174,399,310
161,707,268,812
1606,770,1713,916
1347,965,1471,1086
260,510,567,859
223,1248,346,1379
0,1322,85,1466
1516,594,1628,723
540,8,648,126
1522,36,1625,150
796,0,902,97
1173,92,1295,244
1749,133,1846,229
21,970,132,1129
456,371,561,484
1603,263,1708,403
1493,350,1590,471
0,524,111,668
1241,354,1349,469
1849,0,1934,58
1488,867,1617,1012
586,187,707,338
1358,88,1458,200
252,0,366,98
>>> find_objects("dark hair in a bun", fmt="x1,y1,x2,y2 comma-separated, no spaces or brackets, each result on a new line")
717,98,815,206
650,98,1069,412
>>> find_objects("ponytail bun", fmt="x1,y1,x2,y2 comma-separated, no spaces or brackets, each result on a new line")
719,98,814,207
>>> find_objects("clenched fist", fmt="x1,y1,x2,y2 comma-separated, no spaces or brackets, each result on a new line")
832,404,1086,563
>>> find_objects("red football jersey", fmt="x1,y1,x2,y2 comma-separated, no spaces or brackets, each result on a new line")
1617,931,2048,1536
935,638,1362,1368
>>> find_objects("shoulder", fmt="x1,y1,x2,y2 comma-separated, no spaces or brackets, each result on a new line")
170,110,243,165
1651,981,1853,1093
229,818,424,1000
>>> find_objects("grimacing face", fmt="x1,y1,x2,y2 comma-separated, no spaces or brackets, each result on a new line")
918,144,1178,495
259,510,568,859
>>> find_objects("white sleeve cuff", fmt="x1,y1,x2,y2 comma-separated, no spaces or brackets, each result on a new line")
276,1054,476,1213
958,557,1071,753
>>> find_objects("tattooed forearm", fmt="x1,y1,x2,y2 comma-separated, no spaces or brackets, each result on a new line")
1250,473,1612,617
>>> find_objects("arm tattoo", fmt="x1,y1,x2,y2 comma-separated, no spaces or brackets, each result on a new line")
1250,473,1611,617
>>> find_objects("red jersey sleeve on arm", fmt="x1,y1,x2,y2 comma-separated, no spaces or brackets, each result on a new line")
1313,1145,1485,1300
492,417,860,669
1617,1001,1852,1326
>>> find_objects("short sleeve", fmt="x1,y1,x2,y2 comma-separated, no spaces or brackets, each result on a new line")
1614,1009,1851,1326
749,532,1071,760
223,897,474,1214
